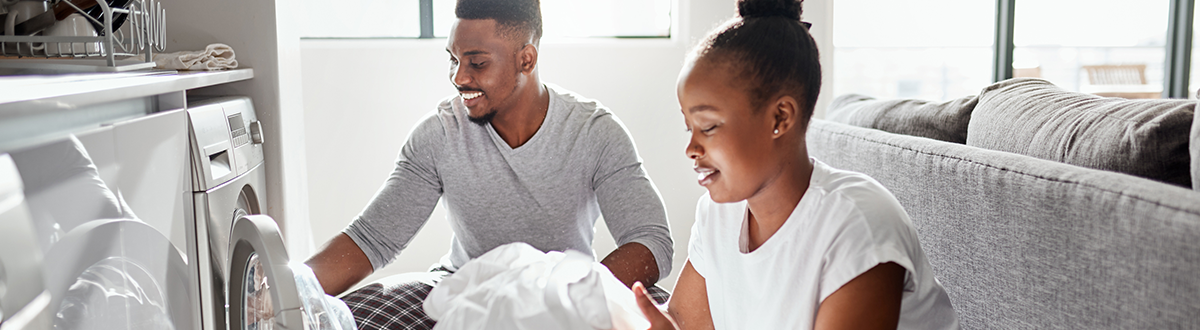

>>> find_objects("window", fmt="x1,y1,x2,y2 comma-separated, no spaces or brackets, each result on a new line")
299,0,672,39
1013,0,1169,98
835,0,1194,100
299,1,422,38
832,0,996,101
1191,1,1200,98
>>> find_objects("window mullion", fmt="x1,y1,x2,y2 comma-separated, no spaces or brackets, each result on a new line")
992,0,1016,82
420,0,435,39
1165,0,1195,98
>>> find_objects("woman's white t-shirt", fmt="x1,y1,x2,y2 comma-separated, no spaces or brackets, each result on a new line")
688,159,959,329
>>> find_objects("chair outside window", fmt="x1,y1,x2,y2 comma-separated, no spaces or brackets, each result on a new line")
1080,64,1162,99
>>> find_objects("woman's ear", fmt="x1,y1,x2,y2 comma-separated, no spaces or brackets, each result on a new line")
519,44,539,74
771,95,800,138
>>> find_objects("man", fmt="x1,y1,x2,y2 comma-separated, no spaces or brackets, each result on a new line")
304,0,674,329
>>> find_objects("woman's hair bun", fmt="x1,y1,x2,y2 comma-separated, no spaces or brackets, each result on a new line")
737,0,802,21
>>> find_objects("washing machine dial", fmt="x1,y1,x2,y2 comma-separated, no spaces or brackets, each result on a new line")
250,121,264,145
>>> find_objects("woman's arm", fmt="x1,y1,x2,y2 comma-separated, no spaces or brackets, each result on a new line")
635,260,714,330
813,262,906,330
668,261,714,329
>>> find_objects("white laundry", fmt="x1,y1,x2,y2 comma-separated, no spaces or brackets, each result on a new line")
289,262,357,330
423,242,650,330
153,43,238,71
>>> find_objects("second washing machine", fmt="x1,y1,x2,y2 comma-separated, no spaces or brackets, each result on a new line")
189,97,353,330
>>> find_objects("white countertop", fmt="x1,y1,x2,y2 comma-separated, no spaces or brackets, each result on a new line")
0,68,254,110
0,68,253,154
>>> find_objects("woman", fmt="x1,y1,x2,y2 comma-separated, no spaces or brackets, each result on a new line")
633,0,960,329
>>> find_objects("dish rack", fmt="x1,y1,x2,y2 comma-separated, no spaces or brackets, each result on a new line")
0,0,164,72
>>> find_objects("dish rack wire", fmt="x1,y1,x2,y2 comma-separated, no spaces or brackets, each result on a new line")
0,0,165,71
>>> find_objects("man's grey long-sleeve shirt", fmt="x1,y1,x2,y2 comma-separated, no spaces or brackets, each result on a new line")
344,83,674,279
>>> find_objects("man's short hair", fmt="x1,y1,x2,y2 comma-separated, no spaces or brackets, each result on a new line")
455,0,543,45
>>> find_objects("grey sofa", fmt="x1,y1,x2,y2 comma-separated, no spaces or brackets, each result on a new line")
808,82,1200,328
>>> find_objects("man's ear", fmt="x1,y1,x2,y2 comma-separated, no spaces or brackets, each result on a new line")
771,95,801,138
519,44,538,74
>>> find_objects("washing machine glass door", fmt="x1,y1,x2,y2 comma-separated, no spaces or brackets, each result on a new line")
42,219,196,330
227,214,302,330
227,215,355,330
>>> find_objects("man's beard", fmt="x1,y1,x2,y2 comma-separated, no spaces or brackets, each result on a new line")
468,109,497,126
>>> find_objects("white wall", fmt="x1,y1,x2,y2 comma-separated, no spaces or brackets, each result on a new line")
300,0,833,292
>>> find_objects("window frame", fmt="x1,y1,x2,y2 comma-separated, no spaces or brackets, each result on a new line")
409,0,674,40
991,0,1195,98
299,0,672,40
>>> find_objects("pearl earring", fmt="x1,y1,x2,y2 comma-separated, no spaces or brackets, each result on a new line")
773,129,779,134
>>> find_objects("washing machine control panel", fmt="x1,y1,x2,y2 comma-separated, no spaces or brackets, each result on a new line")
187,97,265,192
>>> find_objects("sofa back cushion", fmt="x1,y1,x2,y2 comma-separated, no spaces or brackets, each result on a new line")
807,119,1200,329
827,93,977,143
967,78,1194,187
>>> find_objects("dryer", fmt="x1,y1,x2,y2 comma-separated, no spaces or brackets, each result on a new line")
189,97,347,330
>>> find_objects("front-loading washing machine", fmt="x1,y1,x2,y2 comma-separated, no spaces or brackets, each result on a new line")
189,97,352,330
0,153,51,329
5,108,200,330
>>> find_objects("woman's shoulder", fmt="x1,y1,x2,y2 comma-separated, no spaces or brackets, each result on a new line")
807,159,915,235
811,160,894,199
813,160,905,209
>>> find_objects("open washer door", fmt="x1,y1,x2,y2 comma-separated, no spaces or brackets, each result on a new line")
227,215,355,330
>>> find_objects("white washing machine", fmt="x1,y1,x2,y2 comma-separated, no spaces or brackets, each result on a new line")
190,97,349,330
0,153,52,329
5,108,200,330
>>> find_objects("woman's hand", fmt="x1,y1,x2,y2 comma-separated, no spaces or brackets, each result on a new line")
633,281,680,330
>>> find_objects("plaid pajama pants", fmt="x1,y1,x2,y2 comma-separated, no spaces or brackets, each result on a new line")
341,266,671,330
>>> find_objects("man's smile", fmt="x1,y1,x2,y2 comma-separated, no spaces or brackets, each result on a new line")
460,90,485,108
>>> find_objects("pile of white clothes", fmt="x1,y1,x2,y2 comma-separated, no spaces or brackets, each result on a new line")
423,242,650,330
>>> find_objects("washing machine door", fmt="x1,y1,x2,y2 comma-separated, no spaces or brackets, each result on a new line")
227,214,302,330
227,215,356,330
42,219,196,330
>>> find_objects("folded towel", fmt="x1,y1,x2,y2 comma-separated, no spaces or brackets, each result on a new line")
153,43,238,71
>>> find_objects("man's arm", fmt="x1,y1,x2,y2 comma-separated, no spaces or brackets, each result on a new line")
305,233,375,296
306,111,446,295
590,114,675,286
601,242,659,287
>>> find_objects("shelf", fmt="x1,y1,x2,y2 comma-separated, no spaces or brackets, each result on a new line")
0,68,252,108
0,68,252,154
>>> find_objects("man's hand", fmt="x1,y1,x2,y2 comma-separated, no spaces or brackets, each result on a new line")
634,282,679,330
601,242,660,288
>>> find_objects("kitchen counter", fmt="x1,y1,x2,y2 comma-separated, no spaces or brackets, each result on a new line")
0,68,253,154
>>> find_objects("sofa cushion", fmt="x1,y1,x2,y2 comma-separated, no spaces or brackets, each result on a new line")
827,93,977,143
806,119,1200,329
968,78,1194,187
